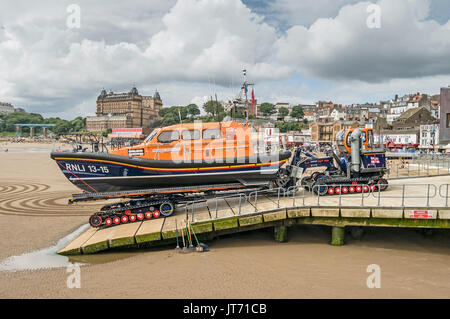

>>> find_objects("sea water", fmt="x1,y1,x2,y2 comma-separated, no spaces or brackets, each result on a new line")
0,224,89,272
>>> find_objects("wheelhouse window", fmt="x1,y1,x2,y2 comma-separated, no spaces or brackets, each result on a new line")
203,128,222,139
157,130,180,143
182,129,200,140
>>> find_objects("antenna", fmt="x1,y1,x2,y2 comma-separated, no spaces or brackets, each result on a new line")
241,68,253,126
215,93,219,122
178,108,182,124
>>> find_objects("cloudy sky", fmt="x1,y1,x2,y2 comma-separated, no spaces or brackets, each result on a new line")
0,0,449,119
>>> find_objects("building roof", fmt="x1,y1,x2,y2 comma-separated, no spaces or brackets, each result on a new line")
408,95,422,103
97,87,161,101
346,108,362,114
129,86,139,95
396,107,424,120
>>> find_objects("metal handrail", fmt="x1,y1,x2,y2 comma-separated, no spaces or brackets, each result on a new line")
371,183,437,207
248,187,286,212
184,182,450,220
438,184,450,207
386,161,450,178
286,185,306,207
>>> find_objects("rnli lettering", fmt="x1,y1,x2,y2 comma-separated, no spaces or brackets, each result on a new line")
65,163,85,172
65,163,109,174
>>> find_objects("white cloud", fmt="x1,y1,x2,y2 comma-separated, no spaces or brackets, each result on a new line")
142,0,290,84
0,0,449,119
0,0,291,116
276,0,450,82
264,0,361,28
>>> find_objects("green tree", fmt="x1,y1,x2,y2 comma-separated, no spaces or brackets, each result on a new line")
0,112,87,136
175,106,188,121
217,111,227,122
230,107,245,119
275,122,302,133
291,105,304,121
161,112,178,126
203,101,224,119
102,128,112,137
186,104,200,118
158,106,188,125
70,117,86,132
159,108,172,118
260,103,276,117
278,107,289,120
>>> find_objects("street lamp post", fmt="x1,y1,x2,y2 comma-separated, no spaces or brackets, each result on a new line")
431,125,436,159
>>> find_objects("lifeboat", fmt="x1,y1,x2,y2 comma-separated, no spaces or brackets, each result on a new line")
51,121,292,193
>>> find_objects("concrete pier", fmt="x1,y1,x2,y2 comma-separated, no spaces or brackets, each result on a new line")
58,205,450,255
57,176,450,255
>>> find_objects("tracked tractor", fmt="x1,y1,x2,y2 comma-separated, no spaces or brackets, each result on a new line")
297,127,389,195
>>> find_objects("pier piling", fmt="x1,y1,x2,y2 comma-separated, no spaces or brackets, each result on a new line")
331,226,345,246
274,225,288,242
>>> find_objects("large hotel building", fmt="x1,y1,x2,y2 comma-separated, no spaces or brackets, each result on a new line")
86,87,162,133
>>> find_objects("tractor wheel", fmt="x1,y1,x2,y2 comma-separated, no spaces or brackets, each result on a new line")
160,202,174,217
301,176,312,191
377,178,388,191
311,172,324,182
313,180,329,196
89,214,102,228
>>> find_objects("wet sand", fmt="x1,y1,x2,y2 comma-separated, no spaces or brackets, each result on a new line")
0,142,449,298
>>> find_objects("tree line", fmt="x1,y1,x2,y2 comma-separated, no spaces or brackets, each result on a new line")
157,101,306,131
157,101,234,127
0,101,307,136
0,112,86,135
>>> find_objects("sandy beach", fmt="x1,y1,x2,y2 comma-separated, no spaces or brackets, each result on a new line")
0,142,449,299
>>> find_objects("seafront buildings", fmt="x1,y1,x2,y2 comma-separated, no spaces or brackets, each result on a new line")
251,89,446,152
86,87,162,134
0,102,26,114
3,84,446,152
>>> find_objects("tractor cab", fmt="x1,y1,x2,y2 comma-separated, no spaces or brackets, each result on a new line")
336,128,374,154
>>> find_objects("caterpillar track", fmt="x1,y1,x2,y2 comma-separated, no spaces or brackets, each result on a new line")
81,183,271,228
89,195,183,228
301,172,388,196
